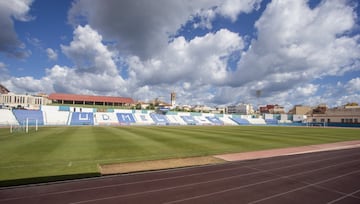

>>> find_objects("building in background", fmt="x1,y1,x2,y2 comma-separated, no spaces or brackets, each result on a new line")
288,105,312,115
170,92,176,108
48,93,135,107
307,104,360,124
259,104,285,114
0,92,50,109
0,84,10,94
227,103,254,115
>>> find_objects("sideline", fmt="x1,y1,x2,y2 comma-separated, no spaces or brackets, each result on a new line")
214,140,360,161
100,140,360,175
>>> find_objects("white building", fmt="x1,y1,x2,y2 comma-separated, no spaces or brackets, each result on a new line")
0,93,50,110
227,103,254,115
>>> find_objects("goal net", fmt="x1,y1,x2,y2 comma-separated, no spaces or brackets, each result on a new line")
10,118,39,133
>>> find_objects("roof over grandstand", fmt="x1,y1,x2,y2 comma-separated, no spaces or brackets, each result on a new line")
0,84,10,94
48,93,135,104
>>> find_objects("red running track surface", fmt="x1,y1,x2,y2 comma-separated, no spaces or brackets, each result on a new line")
1,147,360,204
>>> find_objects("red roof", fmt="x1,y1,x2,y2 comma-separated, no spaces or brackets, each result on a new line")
48,93,135,104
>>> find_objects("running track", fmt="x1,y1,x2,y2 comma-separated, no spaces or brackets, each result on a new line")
1,148,360,204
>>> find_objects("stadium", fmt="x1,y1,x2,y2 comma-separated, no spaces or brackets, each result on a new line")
0,89,360,203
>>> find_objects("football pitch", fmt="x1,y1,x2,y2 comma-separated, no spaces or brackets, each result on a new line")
0,125,359,186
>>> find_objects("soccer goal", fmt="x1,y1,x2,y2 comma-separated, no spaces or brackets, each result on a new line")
10,118,39,133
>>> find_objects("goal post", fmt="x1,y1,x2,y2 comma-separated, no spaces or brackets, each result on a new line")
10,118,39,134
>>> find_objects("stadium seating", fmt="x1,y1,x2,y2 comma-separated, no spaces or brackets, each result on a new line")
0,109,19,126
166,115,187,125
133,113,154,125
247,118,266,125
116,113,136,124
180,115,199,125
12,109,44,126
218,115,238,125
265,119,278,125
150,113,169,125
95,112,119,125
230,117,250,125
44,111,70,126
205,116,224,125
7,106,304,127
194,116,213,125
69,112,94,125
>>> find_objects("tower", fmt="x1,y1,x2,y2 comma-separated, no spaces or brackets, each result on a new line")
170,92,176,108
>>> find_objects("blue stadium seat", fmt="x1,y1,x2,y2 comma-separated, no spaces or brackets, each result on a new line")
180,116,198,125
70,112,94,125
150,113,169,125
12,109,44,125
265,119,279,125
230,117,250,125
116,113,136,124
206,116,224,125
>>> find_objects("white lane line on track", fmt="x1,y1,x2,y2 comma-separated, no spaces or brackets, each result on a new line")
327,188,360,204
248,170,360,204
70,157,360,204
163,159,360,204
2,150,360,202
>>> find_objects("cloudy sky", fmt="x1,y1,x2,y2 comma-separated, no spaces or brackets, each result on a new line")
0,0,359,110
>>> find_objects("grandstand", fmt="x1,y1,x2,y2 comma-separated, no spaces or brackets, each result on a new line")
42,105,69,125
12,109,44,126
70,112,94,126
94,112,119,126
0,109,18,126
2,104,358,128
0,105,293,127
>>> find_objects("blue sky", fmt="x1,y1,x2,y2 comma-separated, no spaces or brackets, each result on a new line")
0,0,359,110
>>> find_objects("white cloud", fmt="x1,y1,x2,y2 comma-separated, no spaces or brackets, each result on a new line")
61,25,119,76
0,62,10,81
217,0,262,21
294,84,318,97
345,78,360,93
46,48,58,61
0,0,33,58
3,0,360,109
230,0,360,94
127,29,243,89
4,25,128,96
68,0,261,59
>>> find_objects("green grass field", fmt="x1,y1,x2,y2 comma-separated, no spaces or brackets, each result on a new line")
0,125,359,186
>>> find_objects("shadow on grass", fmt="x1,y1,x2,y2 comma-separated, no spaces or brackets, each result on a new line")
0,172,101,188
